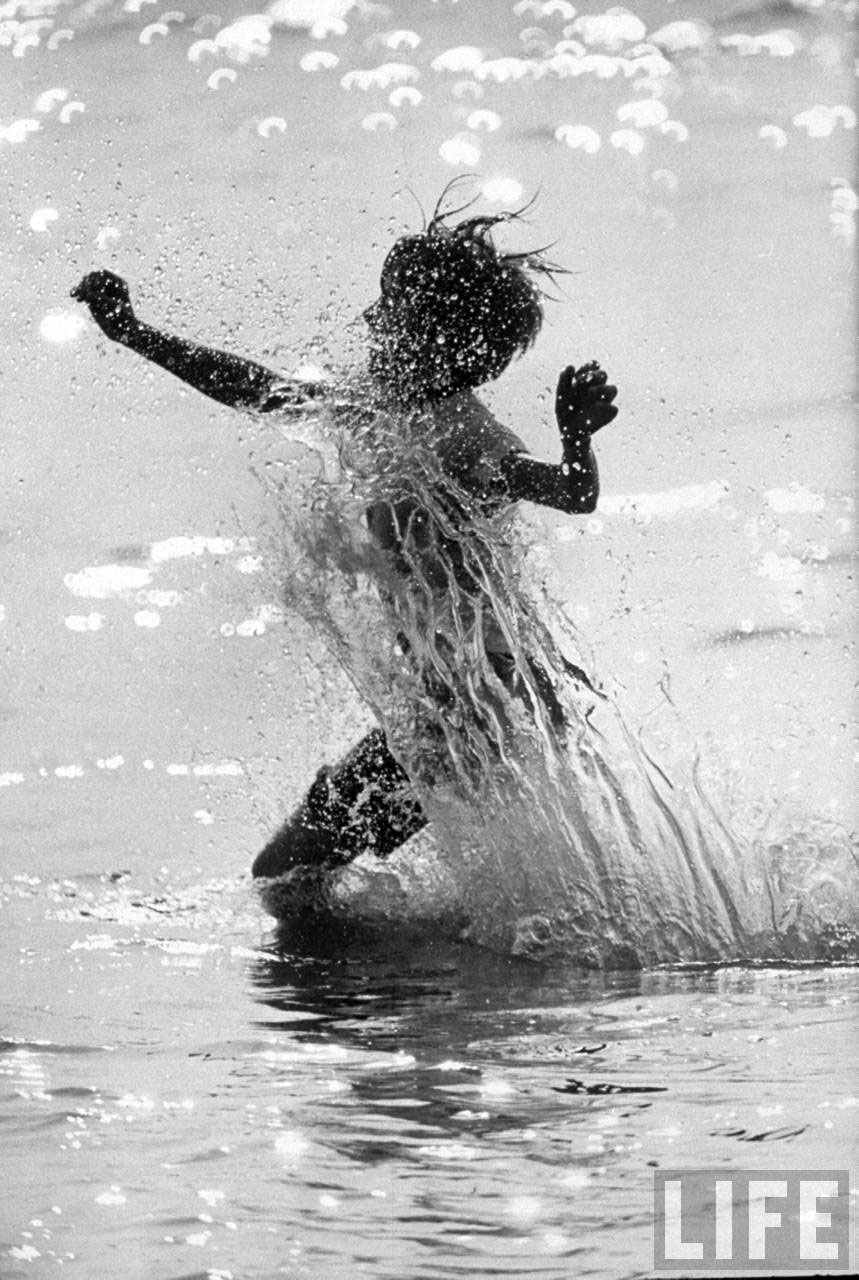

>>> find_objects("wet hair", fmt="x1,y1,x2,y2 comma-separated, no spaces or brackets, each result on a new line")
379,184,563,394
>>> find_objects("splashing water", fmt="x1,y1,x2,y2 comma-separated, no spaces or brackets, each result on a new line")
257,387,857,965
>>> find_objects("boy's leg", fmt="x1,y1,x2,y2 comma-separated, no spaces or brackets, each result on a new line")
251,729,427,879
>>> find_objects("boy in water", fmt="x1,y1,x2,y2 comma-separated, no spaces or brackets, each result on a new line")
72,199,617,883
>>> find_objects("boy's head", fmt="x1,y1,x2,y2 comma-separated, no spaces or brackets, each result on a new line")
365,194,559,401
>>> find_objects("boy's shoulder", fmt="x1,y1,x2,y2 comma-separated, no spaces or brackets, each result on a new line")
433,392,526,476
259,364,358,416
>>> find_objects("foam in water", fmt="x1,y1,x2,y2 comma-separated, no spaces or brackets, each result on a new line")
258,388,858,965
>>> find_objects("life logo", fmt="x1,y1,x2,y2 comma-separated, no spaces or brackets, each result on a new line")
653,1169,850,1271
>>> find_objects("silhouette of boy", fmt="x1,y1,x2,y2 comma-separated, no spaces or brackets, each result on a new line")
72,197,618,881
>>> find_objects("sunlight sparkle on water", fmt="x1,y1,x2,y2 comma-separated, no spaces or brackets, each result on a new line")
432,46,484,74
439,135,481,166
555,124,601,153
143,589,181,607
94,1186,127,1207
650,20,711,52
34,87,69,114
452,79,483,100
475,56,538,83
188,38,219,63
58,101,85,124
793,104,856,137
235,616,266,636
46,30,74,50
617,98,668,128
482,177,524,204
372,28,421,52
572,10,646,49
611,128,645,155
720,31,801,58
417,1143,480,1160
760,124,789,148
214,16,273,63
64,565,153,597
95,756,124,769
585,481,730,524
514,0,576,17
765,484,826,514
506,1195,542,1225
139,22,170,45
299,50,339,71
29,206,58,232
274,1130,311,1160
342,61,419,90
830,179,857,239
267,0,354,29
149,534,251,561
660,119,689,142
64,613,104,632
467,109,502,132
362,112,397,132
257,116,287,138
39,310,86,343
198,1189,225,1206
651,167,678,191
207,68,238,90
389,85,422,106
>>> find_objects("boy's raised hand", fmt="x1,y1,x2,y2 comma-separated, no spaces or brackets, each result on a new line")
555,361,618,445
71,269,137,342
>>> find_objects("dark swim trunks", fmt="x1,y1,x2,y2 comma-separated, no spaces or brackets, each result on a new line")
251,728,425,877
250,648,598,880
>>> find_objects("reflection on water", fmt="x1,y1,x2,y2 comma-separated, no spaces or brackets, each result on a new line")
2,854,858,1276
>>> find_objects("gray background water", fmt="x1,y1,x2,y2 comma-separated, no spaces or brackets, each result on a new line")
1,1,857,1275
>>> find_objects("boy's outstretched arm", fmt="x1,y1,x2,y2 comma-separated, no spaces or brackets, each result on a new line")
498,362,617,515
71,270,308,412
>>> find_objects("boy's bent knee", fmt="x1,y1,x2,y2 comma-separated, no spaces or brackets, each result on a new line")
251,812,338,879
251,731,427,880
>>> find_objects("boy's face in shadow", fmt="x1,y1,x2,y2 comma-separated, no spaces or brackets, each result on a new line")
363,228,540,401
364,237,460,400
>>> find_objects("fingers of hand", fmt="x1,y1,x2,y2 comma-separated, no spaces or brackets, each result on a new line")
555,363,577,397
555,366,578,417
576,367,607,392
585,402,619,433
582,381,617,404
557,360,616,419
71,270,128,306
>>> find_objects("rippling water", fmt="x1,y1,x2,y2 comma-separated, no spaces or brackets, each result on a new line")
3,877,858,1278
1,0,857,1275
